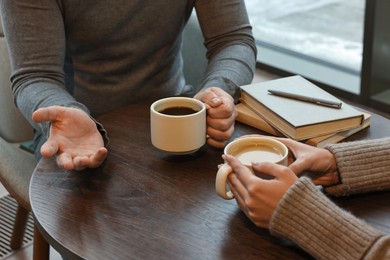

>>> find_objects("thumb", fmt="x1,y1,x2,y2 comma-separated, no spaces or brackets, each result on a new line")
32,106,61,123
208,95,222,108
251,162,286,179
40,138,59,157
195,89,222,108
288,159,308,175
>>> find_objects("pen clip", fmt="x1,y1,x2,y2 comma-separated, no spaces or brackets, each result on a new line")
315,101,342,109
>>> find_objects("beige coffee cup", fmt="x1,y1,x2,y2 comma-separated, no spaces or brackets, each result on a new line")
150,97,206,154
216,136,288,199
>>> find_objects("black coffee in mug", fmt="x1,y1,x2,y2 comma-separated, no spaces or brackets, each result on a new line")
159,106,198,116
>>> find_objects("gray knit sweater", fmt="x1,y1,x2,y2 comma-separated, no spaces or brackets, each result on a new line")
0,0,256,137
270,138,390,259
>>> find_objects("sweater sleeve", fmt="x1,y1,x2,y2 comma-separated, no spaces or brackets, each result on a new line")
270,177,390,260
195,0,257,100
324,137,390,196
0,0,89,136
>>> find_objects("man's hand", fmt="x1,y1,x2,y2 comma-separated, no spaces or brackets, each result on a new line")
194,87,237,148
32,106,108,171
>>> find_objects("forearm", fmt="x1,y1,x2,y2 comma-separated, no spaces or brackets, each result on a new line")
324,137,390,196
196,0,257,99
200,44,256,100
15,82,89,135
270,177,388,260
1,0,90,136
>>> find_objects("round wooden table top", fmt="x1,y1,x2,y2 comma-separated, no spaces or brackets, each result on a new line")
30,101,390,259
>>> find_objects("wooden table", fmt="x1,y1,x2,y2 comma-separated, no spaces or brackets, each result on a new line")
30,101,390,259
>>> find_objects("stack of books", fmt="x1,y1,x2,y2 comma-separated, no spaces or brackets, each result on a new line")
236,75,370,147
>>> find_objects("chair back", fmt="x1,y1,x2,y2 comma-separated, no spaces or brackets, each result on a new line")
0,16,33,143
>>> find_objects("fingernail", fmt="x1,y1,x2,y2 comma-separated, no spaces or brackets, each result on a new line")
211,97,221,106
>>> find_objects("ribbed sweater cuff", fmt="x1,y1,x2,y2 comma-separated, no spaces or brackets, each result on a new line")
270,177,383,260
324,138,390,196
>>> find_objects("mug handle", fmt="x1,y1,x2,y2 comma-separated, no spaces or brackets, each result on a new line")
216,163,235,200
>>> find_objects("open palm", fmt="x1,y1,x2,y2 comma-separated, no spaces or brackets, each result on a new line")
33,106,108,171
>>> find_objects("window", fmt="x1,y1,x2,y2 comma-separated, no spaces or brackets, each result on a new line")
245,0,365,95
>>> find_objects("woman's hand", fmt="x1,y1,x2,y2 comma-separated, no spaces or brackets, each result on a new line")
275,138,339,186
225,154,297,228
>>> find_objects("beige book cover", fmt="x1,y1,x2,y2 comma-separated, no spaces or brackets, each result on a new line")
304,112,371,147
235,103,282,136
235,103,371,147
240,75,365,140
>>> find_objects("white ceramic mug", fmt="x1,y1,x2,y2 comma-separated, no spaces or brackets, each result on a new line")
150,97,206,154
216,136,288,199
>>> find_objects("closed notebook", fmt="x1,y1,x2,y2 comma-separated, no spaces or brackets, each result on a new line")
235,102,370,147
304,112,371,147
235,103,282,136
239,75,365,140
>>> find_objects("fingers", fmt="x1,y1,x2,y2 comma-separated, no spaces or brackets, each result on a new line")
252,162,297,182
76,148,107,170
56,153,74,170
195,87,235,117
207,97,236,120
40,139,59,158
55,148,108,171
206,124,235,148
32,106,63,123
89,147,109,168
194,88,237,148
205,98,236,138
224,154,256,186
73,156,93,171
194,87,223,108
272,137,303,154
206,111,236,147
273,137,299,148
226,154,296,186
224,154,253,208
224,152,299,230
228,172,249,215
288,159,309,175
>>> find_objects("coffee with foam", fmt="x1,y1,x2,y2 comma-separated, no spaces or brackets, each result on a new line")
233,145,284,165
216,136,288,200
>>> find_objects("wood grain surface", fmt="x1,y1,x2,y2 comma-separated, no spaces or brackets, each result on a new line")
30,101,390,259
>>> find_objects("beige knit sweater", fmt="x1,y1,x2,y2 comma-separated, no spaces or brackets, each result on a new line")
270,137,390,259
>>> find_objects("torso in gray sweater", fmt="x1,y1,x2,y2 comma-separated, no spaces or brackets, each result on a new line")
0,0,256,134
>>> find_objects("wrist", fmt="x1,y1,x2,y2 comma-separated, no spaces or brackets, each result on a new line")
324,149,340,186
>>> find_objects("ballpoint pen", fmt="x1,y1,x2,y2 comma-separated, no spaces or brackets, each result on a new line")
268,89,342,109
